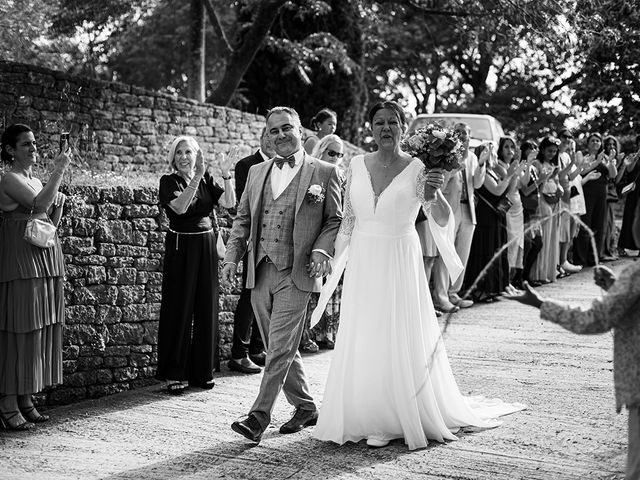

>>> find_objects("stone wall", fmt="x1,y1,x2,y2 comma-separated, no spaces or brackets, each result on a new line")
41,184,237,405
0,60,364,174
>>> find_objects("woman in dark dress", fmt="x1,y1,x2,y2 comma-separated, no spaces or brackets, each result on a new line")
463,144,522,302
156,136,236,394
572,132,617,266
618,136,640,253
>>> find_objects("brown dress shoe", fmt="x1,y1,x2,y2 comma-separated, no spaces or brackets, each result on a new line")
228,357,261,374
279,407,318,434
231,414,264,443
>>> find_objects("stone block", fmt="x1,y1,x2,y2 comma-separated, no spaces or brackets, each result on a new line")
86,266,107,284
134,258,161,271
149,241,164,253
146,292,162,303
64,324,101,346
131,231,149,246
131,218,159,231
99,243,117,256
129,353,150,367
73,255,108,266
121,304,149,322
77,356,104,371
104,356,128,368
61,236,96,255
106,257,134,268
65,305,97,325
87,383,128,399
63,345,80,360
96,220,133,243
114,367,138,382
97,203,122,220
108,323,145,345
117,285,146,305
142,321,159,344
73,285,118,305
95,369,114,384
122,204,159,218
63,359,77,374
101,186,134,204
131,345,152,353
96,305,122,324
69,218,99,236
136,271,148,284
105,346,130,356
65,264,85,280
107,267,137,285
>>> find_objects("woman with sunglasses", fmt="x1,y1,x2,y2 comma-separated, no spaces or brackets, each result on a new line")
311,134,345,166
299,134,346,354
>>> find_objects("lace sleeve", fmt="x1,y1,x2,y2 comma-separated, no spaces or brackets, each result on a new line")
416,167,436,216
337,163,355,238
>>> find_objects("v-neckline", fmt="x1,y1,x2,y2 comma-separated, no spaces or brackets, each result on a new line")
362,157,417,212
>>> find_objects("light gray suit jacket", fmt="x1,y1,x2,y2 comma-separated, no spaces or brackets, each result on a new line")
225,154,343,292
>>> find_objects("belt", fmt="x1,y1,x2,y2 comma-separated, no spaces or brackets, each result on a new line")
168,228,213,250
460,199,469,204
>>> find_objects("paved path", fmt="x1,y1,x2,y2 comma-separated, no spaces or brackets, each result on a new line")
1,259,634,480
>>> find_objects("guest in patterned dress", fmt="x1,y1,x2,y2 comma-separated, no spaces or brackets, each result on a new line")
0,124,70,430
506,201,640,480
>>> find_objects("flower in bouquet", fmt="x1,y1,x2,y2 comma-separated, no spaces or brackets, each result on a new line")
400,124,464,171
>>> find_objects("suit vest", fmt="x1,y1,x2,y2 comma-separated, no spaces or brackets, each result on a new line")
255,168,301,270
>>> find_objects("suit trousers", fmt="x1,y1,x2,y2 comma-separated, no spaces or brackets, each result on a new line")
250,261,316,428
230,254,264,359
629,406,640,480
432,205,475,305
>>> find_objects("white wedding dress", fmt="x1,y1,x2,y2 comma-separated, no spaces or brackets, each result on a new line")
312,155,526,450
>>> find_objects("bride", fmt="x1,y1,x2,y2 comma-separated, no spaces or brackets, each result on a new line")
312,101,526,450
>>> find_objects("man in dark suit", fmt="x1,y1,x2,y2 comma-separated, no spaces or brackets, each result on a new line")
221,106,342,443
227,128,273,374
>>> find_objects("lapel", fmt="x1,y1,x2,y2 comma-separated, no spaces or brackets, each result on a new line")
295,154,315,215
250,161,273,236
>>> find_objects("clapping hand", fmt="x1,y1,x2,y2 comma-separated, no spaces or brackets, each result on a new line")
218,145,240,178
503,282,545,309
194,149,207,178
584,170,601,182
593,265,616,291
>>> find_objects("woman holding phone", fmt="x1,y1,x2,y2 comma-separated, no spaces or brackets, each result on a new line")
0,124,70,430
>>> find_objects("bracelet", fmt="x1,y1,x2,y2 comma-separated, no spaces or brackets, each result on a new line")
186,185,197,191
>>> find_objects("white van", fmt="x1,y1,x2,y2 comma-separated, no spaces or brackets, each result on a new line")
407,113,505,148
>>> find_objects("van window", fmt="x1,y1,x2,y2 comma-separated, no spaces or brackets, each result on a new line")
410,116,495,141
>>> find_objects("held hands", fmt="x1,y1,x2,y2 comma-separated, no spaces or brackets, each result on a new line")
307,252,332,278
221,263,237,287
593,265,616,291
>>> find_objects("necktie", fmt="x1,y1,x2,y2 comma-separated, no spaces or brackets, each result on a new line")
274,155,296,169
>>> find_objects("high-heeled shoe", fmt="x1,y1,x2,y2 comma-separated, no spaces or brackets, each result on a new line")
20,405,50,423
0,410,35,431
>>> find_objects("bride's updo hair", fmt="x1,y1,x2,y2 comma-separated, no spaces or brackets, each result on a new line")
367,101,407,129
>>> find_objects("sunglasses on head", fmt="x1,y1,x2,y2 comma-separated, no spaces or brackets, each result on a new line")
326,150,344,158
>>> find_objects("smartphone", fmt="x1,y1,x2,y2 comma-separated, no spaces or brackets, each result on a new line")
59,132,70,154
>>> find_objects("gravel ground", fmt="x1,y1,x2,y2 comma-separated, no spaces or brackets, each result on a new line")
0,259,633,480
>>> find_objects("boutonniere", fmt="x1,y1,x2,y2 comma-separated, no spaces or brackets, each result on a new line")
306,184,325,203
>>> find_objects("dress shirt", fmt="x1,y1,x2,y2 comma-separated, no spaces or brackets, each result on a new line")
259,149,271,162
271,149,304,199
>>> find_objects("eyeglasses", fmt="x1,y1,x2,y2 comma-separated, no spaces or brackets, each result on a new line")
326,150,344,158
561,134,573,140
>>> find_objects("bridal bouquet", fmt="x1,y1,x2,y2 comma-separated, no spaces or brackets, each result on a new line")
401,124,464,171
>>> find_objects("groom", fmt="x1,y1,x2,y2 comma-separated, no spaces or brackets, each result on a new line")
221,106,343,443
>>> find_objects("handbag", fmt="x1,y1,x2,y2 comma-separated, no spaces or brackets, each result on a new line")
212,209,226,259
569,185,580,198
216,232,226,259
496,196,513,215
23,201,57,248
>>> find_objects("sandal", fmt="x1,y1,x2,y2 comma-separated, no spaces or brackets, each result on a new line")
20,406,50,423
0,410,35,431
166,382,187,395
